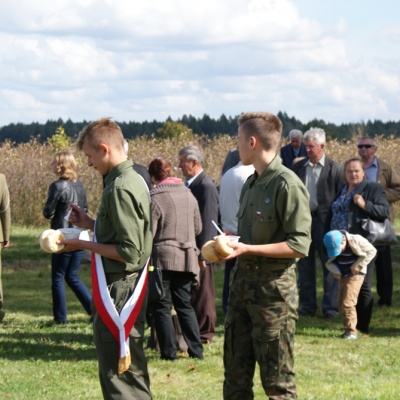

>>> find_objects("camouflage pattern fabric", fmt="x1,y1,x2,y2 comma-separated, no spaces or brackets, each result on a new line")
223,262,298,399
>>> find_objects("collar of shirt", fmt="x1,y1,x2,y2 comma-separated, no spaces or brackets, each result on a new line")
305,153,326,168
249,155,281,187
186,169,203,186
104,159,133,187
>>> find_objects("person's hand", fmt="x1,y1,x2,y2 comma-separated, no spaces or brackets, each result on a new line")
66,204,93,230
351,265,361,275
56,238,84,253
219,241,246,260
198,258,207,270
353,194,366,209
333,273,341,280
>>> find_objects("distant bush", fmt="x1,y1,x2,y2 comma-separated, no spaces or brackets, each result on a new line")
1,135,399,227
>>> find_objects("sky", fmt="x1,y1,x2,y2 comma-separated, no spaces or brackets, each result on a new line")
1,0,399,127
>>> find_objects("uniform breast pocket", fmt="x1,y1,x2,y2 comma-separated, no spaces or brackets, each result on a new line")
256,198,277,224
257,208,275,224
97,207,108,220
253,206,277,238
236,204,245,222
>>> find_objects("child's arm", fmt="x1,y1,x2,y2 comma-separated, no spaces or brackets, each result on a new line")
348,235,377,274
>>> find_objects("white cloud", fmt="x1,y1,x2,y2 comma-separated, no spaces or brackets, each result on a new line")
0,0,399,126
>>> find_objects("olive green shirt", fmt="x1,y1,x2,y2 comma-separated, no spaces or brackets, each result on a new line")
237,155,311,264
96,160,153,274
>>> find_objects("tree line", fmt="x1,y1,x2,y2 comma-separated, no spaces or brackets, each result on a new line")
1,112,399,144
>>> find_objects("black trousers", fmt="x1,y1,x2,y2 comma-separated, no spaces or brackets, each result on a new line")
356,258,375,333
375,246,393,306
153,270,203,360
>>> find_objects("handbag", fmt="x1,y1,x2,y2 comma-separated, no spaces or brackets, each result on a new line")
147,264,165,304
361,217,398,246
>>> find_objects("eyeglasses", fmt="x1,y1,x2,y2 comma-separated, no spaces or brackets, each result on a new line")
357,144,374,149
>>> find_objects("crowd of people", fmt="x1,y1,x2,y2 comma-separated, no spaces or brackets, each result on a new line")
0,113,399,399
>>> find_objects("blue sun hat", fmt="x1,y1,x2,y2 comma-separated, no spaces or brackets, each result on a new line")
323,230,344,258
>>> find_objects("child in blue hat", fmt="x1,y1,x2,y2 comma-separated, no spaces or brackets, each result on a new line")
323,230,377,339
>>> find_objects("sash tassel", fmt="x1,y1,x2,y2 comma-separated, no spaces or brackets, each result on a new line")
91,251,149,374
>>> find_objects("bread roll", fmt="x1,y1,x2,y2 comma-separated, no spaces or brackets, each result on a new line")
39,229,65,253
201,240,221,262
214,235,233,256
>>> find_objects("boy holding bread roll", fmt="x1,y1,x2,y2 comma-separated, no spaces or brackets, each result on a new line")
58,118,152,400
221,112,311,399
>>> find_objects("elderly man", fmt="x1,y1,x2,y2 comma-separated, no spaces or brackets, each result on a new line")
280,129,307,167
358,136,400,307
178,145,219,343
292,128,344,318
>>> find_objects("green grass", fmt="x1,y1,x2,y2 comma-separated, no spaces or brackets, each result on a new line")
1,227,400,399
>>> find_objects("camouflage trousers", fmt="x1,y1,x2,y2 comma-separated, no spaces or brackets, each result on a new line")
223,262,298,400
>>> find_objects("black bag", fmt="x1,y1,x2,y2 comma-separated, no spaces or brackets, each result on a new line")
361,218,398,246
147,264,165,304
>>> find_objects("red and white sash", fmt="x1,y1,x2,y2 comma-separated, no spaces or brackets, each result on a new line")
91,249,149,374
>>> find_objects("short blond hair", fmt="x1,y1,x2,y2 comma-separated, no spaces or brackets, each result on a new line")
238,112,282,151
54,150,77,181
76,117,125,151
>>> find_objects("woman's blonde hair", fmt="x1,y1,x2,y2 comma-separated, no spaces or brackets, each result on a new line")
53,150,77,181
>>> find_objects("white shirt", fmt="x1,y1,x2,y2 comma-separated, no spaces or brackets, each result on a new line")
219,162,255,234
187,169,203,187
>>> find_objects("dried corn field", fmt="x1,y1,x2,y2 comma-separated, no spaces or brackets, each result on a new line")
1,134,399,227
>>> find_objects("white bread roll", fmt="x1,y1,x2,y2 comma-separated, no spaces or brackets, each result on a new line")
214,235,233,256
201,240,221,262
39,229,65,253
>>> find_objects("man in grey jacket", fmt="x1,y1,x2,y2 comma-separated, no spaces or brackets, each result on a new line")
178,145,219,344
292,128,344,318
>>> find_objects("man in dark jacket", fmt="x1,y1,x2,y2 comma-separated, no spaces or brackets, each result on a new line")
292,127,344,318
178,145,219,343
280,129,307,167
358,136,400,306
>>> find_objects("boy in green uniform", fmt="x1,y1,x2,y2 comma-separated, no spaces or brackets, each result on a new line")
222,112,311,399
60,118,153,400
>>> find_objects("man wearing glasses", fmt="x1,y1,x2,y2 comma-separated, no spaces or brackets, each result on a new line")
358,136,400,307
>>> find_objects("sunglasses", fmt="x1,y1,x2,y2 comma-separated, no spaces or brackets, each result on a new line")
357,144,374,149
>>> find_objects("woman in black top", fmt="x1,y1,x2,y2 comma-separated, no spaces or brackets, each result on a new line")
43,150,92,324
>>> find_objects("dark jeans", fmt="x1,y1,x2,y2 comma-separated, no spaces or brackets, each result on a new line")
297,216,338,316
375,246,392,306
51,250,92,323
153,270,203,360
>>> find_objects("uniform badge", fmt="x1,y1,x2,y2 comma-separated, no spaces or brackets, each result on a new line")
265,197,271,204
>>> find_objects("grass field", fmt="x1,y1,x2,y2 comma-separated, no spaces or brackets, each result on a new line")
1,227,400,399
